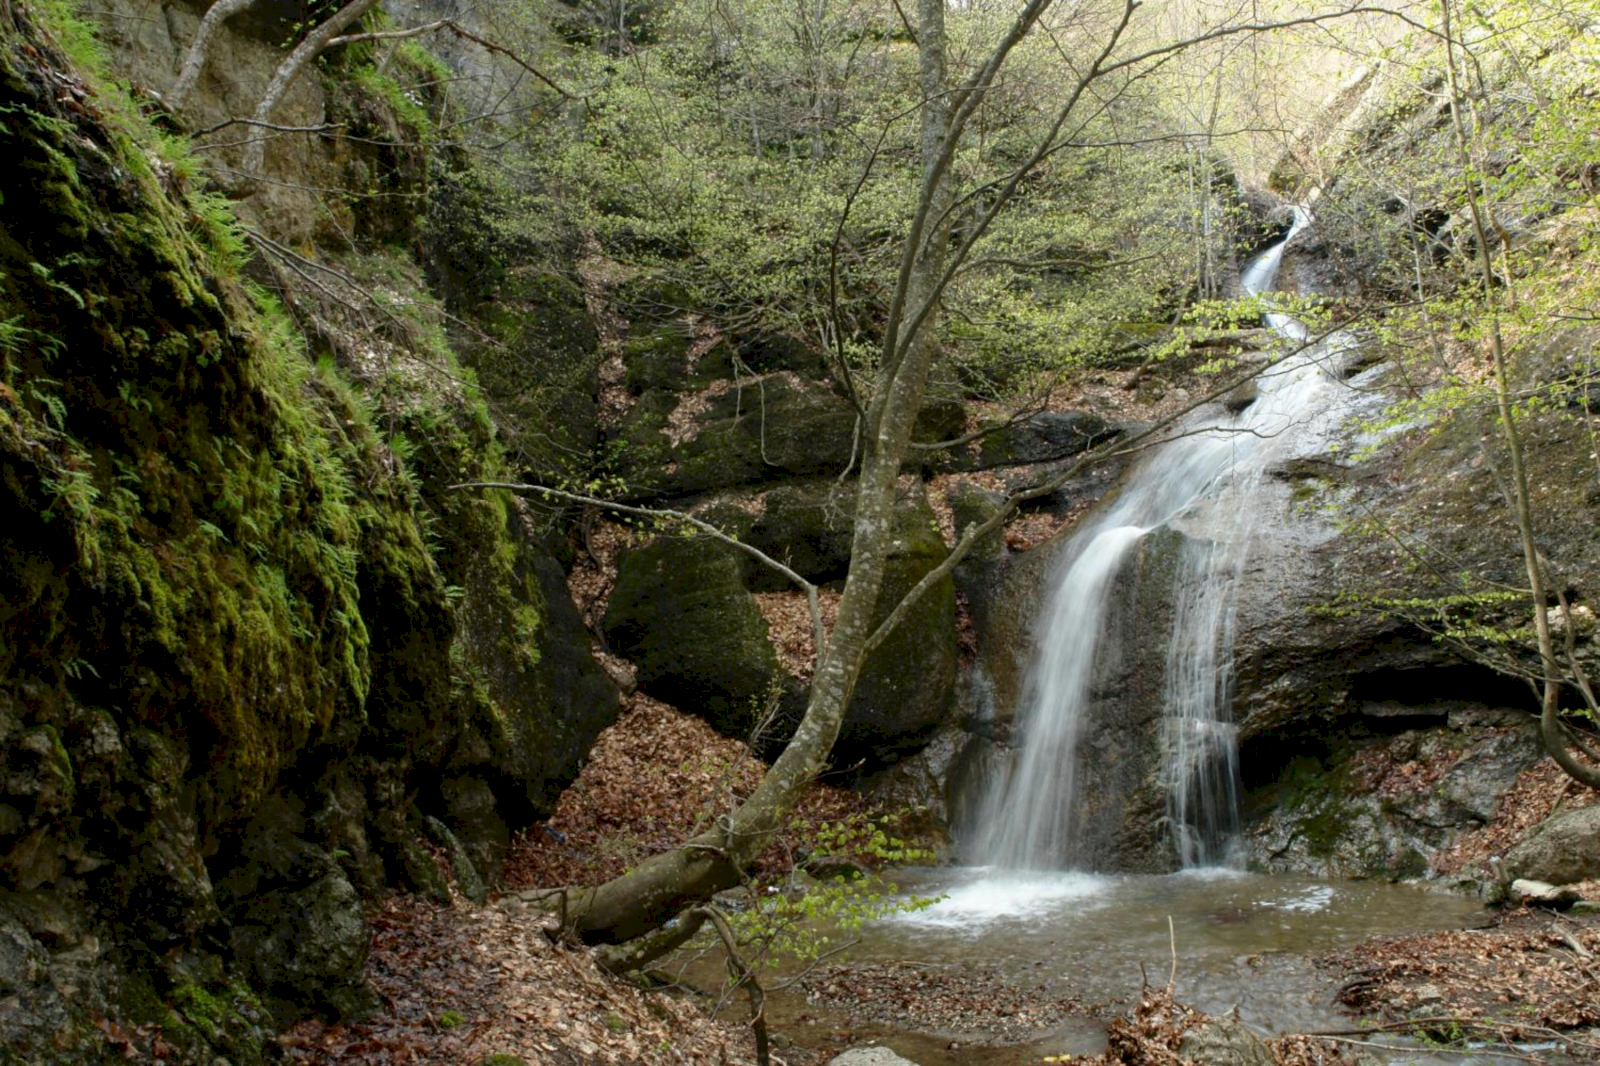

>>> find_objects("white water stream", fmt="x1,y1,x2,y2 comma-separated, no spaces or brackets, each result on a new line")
976,208,1360,871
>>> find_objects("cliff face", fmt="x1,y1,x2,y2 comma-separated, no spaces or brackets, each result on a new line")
0,3,614,1061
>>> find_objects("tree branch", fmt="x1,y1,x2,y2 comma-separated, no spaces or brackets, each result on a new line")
167,0,260,111
449,481,826,657
241,0,379,179
324,18,574,100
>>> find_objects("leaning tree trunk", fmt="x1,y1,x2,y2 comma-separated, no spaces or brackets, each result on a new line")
167,0,260,111
564,0,956,946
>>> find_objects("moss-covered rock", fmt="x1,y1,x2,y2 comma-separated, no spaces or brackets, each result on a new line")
423,169,602,484
602,537,782,738
0,11,616,1062
837,489,959,767
939,411,1116,471
740,479,858,591
623,325,729,395
610,374,859,499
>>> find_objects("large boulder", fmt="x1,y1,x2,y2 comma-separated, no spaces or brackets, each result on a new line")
944,411,1117,470
1504,807,1600,886
837,489,960,768
611,373,860,499
603,537,784,738
740,479,858,590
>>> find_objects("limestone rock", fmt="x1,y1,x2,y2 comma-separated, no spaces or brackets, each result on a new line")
1509,879,1581,907
1504,807,1600,887
829,1047,923,1066
1178,1014,1276,1066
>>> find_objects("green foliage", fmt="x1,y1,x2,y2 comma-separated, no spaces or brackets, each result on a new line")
1301,0,1600,710
469,0,1267,407
723,812,942,966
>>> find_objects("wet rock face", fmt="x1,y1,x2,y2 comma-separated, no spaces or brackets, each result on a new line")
1243,716,1544,879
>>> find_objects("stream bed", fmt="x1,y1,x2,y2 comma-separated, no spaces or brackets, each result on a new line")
686,868,1491,1064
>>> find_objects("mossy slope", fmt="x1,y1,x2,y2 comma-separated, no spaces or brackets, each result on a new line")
0,6,614,1062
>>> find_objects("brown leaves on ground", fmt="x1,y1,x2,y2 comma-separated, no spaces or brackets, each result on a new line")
568,518,638,636
1322,909,1600,1044
753,590,840,681
502,693,870,891
279,895,754,1066
1346,741,1461,799
797,961,1091,1044
1079,985,1199,1066
1434,759,1600,875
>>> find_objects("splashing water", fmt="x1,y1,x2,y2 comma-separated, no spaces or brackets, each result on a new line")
977,208,1360,870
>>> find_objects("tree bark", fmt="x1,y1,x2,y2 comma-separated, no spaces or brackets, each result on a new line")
240,0,379,179
168,0,260,112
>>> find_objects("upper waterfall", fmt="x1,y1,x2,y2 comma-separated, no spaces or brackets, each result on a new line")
973,207,1359,871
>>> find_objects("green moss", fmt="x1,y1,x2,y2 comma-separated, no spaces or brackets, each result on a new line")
1277,756,1356,859
0,8,460,832
437,1009,465,1030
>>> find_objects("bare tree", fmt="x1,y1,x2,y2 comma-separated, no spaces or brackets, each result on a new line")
1437,0,1600,789
473,0,1398,953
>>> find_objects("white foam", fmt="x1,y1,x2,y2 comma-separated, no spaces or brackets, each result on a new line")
1173,866,1248,883
1265,885,1335,913
888,869,1112,928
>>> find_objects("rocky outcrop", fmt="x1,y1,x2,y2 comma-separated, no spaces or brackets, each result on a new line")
602,486,959,768
1245,714,1544,880
0,9,616,1063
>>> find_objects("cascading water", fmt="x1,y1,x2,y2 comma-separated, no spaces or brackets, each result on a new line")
977,208,1358,870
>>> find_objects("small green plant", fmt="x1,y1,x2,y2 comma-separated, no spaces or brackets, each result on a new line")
724,811,943,965
436,1008,464,1030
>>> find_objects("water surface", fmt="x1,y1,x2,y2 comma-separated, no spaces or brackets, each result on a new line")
694,868,1489,1064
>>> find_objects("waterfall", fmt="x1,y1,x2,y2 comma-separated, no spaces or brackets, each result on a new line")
977,208,1355,870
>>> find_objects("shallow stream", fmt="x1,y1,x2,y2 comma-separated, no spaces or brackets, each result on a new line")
689,868,1489,1064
